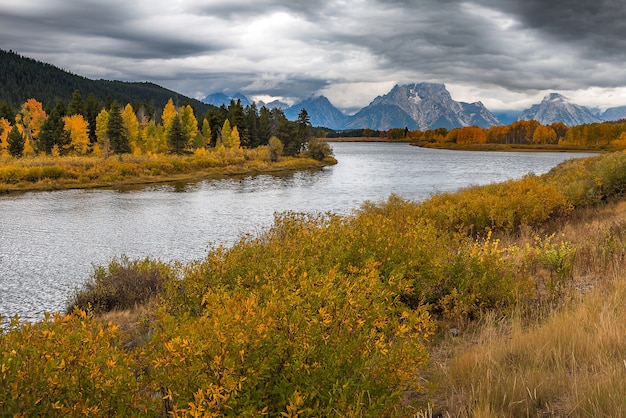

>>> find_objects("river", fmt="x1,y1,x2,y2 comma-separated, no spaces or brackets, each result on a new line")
0,142,594,320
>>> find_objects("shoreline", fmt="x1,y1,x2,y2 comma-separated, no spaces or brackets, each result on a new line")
0,157,336,194
321,137,609,152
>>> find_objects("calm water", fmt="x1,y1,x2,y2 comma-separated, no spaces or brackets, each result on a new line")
0,143,594,320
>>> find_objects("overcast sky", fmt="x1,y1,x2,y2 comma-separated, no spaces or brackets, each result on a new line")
2,0,626,113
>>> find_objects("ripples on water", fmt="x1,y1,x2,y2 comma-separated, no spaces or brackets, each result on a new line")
0,143,595,320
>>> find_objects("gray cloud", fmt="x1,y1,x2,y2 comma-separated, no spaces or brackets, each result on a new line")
2,0,626,111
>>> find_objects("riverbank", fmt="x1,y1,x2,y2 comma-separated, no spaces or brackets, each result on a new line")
320,136,412,143
322,137,612,152
3,151,626,415
0,150,337,193
414,141,613,152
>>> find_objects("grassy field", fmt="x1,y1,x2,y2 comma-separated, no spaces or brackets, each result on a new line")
1,151,626,416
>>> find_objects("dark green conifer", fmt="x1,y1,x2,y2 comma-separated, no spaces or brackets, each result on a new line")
7,125,24,157
107,101,129,154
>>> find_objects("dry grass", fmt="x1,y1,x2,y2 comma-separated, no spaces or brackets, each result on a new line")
425,199,626,417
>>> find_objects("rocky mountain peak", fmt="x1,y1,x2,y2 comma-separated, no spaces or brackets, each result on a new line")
518,93,600,126
366,82,498,130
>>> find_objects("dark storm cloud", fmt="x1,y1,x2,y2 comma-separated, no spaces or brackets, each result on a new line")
2,0,626,110
486,0,626,54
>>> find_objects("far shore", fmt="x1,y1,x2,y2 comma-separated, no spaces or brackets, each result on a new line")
320,137,608,152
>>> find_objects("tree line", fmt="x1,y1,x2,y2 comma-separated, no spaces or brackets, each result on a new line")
393,119,626,147
0,92,323,159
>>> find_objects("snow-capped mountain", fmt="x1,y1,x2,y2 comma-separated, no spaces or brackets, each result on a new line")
352,83,499,130
518,93,601,126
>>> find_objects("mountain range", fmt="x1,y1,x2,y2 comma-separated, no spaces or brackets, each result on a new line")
3,49,626,131
206,86,626,131
204,83,502,131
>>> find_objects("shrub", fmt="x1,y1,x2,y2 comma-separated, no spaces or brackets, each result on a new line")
306,139,334,161
66,256,173,314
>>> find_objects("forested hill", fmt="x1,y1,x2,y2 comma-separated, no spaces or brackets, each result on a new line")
0,49,212,113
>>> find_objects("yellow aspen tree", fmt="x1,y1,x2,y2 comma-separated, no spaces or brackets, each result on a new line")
221,119,232,148
0,117,11,156
143,121,168,154
15,98,47,155
95,109,110,156
161,98,177,135
231,126,241,149
63,114,90,155
180,105,199,149
121,104,141,154
200,118,211,148
532,125,557,144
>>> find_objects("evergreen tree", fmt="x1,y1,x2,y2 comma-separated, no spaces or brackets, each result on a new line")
67,90,85,116
0,100,15,123
106,101,129,154
245,102,259,147
7,125,24,157
85,94,103,144
168,112,186,154
258,106,271,145
38,101,68,153
296,108,312,147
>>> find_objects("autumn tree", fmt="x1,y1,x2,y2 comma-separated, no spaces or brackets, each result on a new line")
532,125,557,144
268,136,283,162
143,120,167,154
95,109,110,156
180,104,198,149
15,98,47,155
63,114,90,155
0,117,11,156
161,98,177,135
107,101,129,154
230,126,241,149
219,119,232,150
456,126,487,144
121,104,141,154
7,125,24,157
198,118,212,149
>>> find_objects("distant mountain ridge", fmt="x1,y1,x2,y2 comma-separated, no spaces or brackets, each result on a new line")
208,83,501,130
284,96,349,129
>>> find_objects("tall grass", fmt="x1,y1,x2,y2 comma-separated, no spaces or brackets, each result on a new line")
429,204,626,417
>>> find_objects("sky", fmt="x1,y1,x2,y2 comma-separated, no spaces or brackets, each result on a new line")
2,0,626,114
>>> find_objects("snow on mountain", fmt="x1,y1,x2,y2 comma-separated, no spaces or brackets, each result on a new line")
355,83,499,130
518,93,601,126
